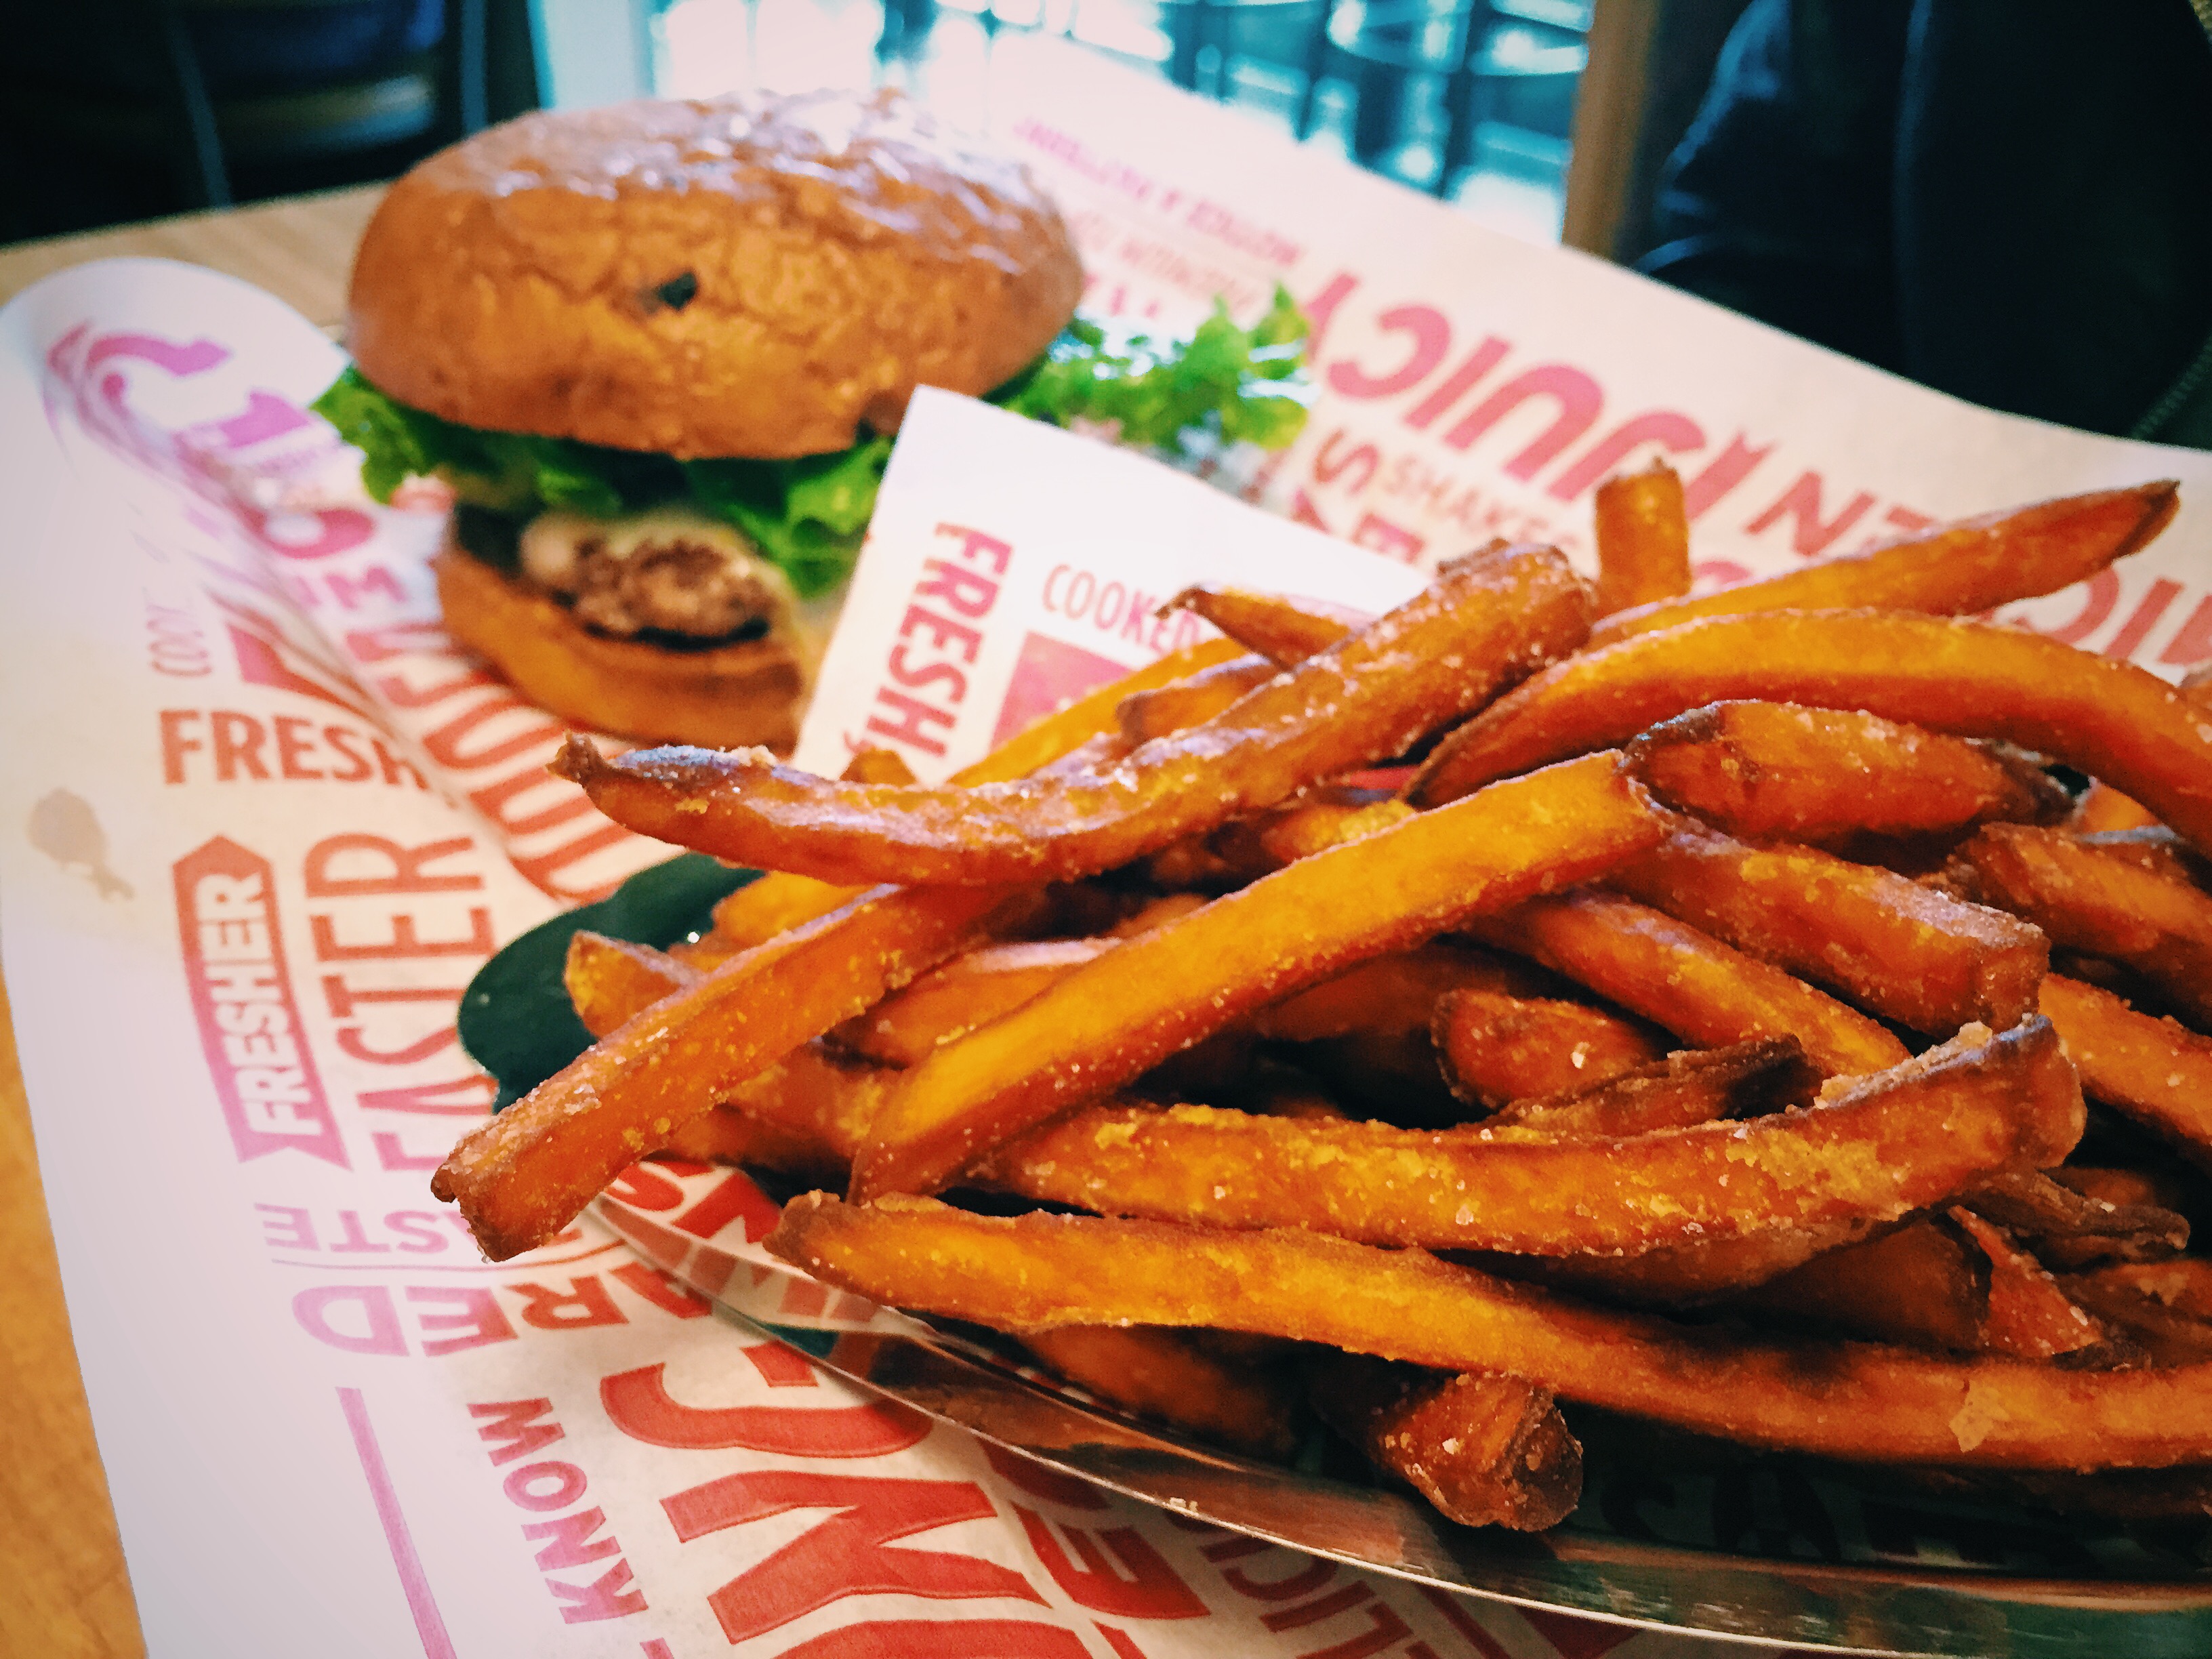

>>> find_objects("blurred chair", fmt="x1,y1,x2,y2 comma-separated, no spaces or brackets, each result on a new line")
1296,0,1583,195
1155,0,1329,102
1,0,510,234
878,0,940,62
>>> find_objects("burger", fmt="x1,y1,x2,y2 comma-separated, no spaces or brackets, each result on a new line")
315,87,1312,750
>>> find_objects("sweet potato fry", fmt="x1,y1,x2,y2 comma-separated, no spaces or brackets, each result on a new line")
1162,583,1366,666
1253,943,1544,1043
696,872,867,962
464,530,2212,1511
2039,975,2212,1167
850,752,1667,1200
1016,1326,1300,1457
1114,653,1281,743
1591,462,1691,615
567,932,698,1038
1431,987,1666,1107
1149,790,1413,893
1467,890,1910,1076
1408,612,2212,858
435,881,1035,1260
1105,893,1212,937
976,1021,2081,1254
697,745,1145,964
2023,640,2204,839
1962,1169,2189,1269
2066,1258,2212,1321
705,637,1249,951
840,747,920,786
767,1190,2212,1469
558,544,1594,887
656,754,924,962
1240,792,1414,869
833,939,1114,1066
1957,823,2212,1025
1137,837,1247,894
661,1103,785,1166
657,1042,884,1176
1606,819,2049,1034
2052,1165,2190,1216
2055,1269,2212,1368
1706,1202,2108,1361
1307,1353,1580,1530
1731,1218,1986,1351
2072,781,2163,834
1588,483,2178,646
1485,1037,1817,1135
575,923,1127,1086
2077,823,2210,884
1624,701,2067,843
1947,1208,2106,1361
660,1102,853,1180
1527,1221,1880,1306
574,926,1116,1072
2062,1256,2212,1362
964,638,1252,783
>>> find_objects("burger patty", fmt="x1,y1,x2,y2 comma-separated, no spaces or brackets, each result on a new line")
514,506,793,646
567,538,781,640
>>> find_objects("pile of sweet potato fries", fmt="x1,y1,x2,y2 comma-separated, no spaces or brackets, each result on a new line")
434,466,2212,1532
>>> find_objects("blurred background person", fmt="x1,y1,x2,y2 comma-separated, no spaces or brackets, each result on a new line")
1635,0,2212,448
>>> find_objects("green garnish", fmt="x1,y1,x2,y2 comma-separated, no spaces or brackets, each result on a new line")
996,283,1313,451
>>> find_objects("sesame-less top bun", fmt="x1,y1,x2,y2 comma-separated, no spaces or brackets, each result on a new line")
345,88,1084,459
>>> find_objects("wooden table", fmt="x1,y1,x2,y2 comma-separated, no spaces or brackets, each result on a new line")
0,184,381,1659
0,186,382,321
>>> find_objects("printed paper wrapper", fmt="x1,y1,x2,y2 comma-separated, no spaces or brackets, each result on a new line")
4,47,2211,1659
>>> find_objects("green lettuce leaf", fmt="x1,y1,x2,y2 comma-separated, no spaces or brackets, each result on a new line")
682,439,892,599
994,283,1313,451
312,368,656,518
311,287,1312,598
310,365,440,504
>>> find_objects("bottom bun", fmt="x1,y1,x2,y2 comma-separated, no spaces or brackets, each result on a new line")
434,542,804,750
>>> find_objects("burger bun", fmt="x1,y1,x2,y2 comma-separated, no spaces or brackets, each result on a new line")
434,538,807,750
348,88,1084,459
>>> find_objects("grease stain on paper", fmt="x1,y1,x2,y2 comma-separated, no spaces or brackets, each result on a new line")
28,788,132,900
